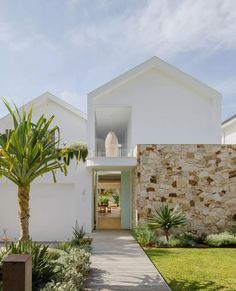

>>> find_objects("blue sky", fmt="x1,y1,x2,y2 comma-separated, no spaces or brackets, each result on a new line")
0,0,235,120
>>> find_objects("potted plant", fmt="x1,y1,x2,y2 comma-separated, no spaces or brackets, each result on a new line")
99,196,109,206
112,194,119,207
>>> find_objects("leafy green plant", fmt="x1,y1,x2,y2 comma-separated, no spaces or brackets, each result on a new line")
42,248,91,291
55,242,73,253
103,189,113,196
3,241,61,290
70,221,92,250
205,232,236,247
0,98,87,241
133,225,154,247
113,194,119,206
174,232,198,246
59,142,88,165
99,196,109,205
154,236,175,247
229,223,236,235
71,221,85,246
148,204,186,241
0,248,7,283
154,232,198,247
47,250,61,261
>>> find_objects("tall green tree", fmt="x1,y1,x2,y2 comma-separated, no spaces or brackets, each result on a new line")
0,99,87,241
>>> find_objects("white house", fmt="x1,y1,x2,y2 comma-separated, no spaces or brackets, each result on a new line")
0,56,222,241
222,114,236,144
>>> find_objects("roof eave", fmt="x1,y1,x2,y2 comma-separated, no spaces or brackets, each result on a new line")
0,92,87,123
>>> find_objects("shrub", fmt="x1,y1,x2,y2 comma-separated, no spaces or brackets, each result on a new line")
47,250,62,261
55,242,73,253
72,221,86,242
154,232,198,247
112,193,119,206
153,235,170,247
173,232,198,247
148,204,186,241
42,248,91,291
229,223,236,235
0,247,7,282
70,221,92,250
2,242,61,290
133,225,154,247
205,232,236,247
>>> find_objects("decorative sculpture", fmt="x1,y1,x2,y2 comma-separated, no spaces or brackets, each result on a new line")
105,131,119,157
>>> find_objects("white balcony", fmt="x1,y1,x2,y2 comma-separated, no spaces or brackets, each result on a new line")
86,148,137,170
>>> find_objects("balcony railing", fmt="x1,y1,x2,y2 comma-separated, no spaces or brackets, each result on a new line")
90,147,133,157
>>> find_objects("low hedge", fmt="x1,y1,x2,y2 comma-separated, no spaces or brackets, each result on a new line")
205,232,236,247
133,224,236,248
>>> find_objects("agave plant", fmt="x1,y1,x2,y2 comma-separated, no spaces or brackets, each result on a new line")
0,98,87,241
148,204,186,241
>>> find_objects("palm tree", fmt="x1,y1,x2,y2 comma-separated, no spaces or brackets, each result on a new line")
148,204,186,241
0,98,87,241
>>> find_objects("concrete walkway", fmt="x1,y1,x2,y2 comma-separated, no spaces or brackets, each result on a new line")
85,231,170,291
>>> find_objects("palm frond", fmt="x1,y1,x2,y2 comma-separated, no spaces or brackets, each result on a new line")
148,204,186,231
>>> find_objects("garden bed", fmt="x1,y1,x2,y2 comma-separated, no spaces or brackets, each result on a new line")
0,223,92,290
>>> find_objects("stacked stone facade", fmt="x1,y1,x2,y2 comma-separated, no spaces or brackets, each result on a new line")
134,144,236,234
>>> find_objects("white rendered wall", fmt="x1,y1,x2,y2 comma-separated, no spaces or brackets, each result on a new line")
89,68,221,150
0,160,93,241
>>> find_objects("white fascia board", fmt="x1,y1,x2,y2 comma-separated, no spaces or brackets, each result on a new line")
222,115,236,129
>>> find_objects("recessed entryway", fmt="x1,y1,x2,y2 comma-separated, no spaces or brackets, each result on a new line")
93,170,132,230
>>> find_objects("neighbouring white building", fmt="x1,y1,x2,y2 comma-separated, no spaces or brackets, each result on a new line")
0,56,223,241
222,114,236,144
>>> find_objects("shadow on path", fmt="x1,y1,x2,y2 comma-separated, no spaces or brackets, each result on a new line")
85,267,169,290
168,279,225,291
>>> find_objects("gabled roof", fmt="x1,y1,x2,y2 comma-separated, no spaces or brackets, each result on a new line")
222,114,236,128
88,56,222,100
0,92,87,122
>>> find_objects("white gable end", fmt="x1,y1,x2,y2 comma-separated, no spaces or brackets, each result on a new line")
0,92,88,144
88,57,222,150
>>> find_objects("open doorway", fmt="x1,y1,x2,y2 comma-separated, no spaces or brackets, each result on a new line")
93,170,132,230
96,171,121,229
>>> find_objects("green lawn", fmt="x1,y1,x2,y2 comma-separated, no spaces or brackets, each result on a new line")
146,248,236,291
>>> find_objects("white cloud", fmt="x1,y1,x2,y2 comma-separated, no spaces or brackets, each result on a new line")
216,76,236,96
60,90,87,112
0,23,32,52
214,75,236,119
66,0,236,59
0,21,57,53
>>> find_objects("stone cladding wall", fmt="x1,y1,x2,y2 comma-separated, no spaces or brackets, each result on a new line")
134,144,236,234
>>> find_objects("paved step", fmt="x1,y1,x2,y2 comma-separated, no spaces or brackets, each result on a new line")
85,230,170,291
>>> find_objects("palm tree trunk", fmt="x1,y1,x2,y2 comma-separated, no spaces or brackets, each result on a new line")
18,185,30,241
165,230,170,241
